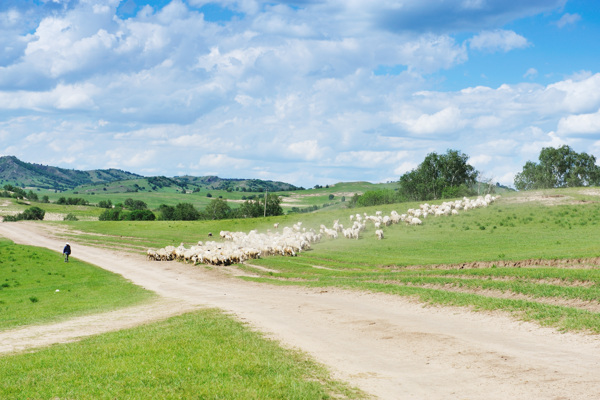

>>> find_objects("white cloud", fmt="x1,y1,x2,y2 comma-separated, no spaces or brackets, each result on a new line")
556,13,581,29
0,0,593,189
557,109,600,136
402,107,465,135
287,140,324,161
469,29,529,53
544,73,600,114
523,68,538,79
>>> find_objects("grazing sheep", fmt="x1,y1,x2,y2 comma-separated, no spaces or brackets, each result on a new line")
149,194,498,266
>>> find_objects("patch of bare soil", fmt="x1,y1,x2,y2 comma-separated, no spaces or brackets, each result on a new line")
579,188,600,197
1,222,600,400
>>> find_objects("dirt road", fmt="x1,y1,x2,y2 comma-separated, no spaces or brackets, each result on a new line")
1,222,600,399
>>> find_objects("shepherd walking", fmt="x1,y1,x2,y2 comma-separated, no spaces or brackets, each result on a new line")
63,243,71,262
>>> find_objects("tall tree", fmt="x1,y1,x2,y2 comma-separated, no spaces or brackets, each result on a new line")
514,146,600,190
235,194,283,218
204,198,232,220
398,149,478,201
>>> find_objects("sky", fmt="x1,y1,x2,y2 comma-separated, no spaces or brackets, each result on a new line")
1,0,599,188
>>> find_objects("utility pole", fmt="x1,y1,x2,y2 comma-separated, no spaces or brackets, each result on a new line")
264,189,267,217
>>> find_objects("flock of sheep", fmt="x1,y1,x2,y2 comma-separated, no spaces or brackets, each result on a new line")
147,194,499,266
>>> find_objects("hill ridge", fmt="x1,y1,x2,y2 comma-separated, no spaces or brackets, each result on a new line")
0,156,301,192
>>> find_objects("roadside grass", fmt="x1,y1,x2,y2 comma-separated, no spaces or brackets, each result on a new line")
0,239,155,330
0,309,363,400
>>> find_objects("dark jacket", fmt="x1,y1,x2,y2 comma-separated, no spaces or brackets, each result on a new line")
63,245,71,255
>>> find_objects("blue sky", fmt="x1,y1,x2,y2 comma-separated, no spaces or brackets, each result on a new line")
1,0,599,188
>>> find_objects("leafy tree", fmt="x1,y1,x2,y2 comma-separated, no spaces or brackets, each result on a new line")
27,190,39,201
22,206,45,220
235,194,283,218
398,149,478,201
5,206,46,221
99,209,123,221
158,204,175,220
173,203,200,221
514,145,600,190
3,185,26,199
204,198,231,220
98,199,113,209
348,189,403,208
124,198,147,210
126,209,156,221
56,197,89,206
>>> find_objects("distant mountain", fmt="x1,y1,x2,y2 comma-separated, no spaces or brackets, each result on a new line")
173,175,300,192
0,156,143,190
0,156,302,193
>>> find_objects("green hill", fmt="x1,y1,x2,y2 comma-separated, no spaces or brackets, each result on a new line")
0,156,303,194
0,156,142,191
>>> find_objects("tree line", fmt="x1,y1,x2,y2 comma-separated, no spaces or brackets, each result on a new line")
98,194,283,221
351,145,600,208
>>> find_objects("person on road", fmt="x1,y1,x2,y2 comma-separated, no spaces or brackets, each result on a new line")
63,243,71,262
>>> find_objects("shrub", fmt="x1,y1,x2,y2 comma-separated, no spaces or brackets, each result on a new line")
4,206,46,221
63,213,79,221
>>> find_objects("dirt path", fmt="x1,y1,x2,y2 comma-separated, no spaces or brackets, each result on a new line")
1,222,600,400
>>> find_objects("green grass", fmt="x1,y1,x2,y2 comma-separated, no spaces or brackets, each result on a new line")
0,239,155,330
3,180,391,219
0,309,362,400
9,187,600,334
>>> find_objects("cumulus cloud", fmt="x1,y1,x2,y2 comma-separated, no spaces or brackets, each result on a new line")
287,140,325,161
469,29,529,52
557,109,600,136
402,107,465,135
0,0,593,189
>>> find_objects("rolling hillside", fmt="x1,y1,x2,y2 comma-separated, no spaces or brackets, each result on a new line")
0,156,142,191
0,156,302,193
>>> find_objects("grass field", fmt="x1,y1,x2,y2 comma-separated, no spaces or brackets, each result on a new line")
2,186,600,398
1,181,393,220
0,309,361,399
0,239,155,330
38,187,600,333
0,239,362,398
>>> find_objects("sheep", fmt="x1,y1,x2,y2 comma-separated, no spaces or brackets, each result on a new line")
149,194,498,267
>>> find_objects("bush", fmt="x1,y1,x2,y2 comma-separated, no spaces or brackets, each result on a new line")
98,200,113,209
56,197,89,206
126,210,156,221
63,213,79,221
99,209,123,221
3,206,46,222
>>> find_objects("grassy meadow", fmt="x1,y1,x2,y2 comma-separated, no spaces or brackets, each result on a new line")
1,185,600,398
34,186,600,333
1,309,361,399
0,238,362,399
0,239,155,330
